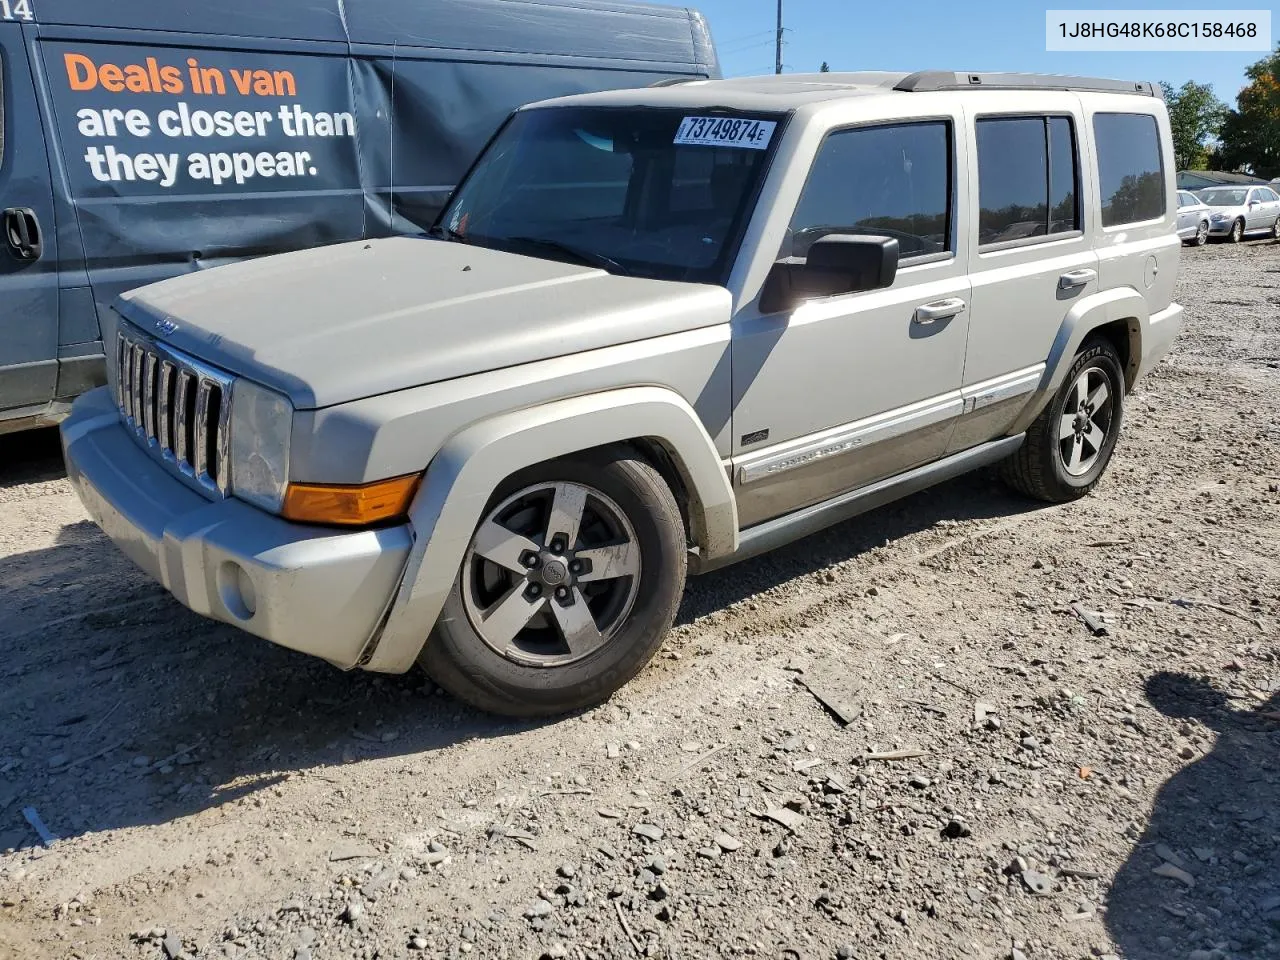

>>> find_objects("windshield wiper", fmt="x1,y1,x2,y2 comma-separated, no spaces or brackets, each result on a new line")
427,224,469,243
504,236,628,275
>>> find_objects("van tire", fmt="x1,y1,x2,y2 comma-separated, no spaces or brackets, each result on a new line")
1001,338,1125,503
420,449,686,717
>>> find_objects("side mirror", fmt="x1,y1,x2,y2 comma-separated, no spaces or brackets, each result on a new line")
760,234,899,314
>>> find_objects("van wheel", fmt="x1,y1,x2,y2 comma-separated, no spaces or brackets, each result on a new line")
420,449,686,717
1229,218,1245,243
1001,338,1125,503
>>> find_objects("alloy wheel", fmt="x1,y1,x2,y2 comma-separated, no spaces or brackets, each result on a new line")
1196,221,1208,246
461,481,641,668
1058,366,1115,477
1231,219,1244,242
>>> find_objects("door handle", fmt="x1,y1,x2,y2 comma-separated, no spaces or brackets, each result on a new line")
3,208,43,262
1059,268,1097,290
912,298,966,325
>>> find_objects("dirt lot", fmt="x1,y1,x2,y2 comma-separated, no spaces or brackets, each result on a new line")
1,241,1277,960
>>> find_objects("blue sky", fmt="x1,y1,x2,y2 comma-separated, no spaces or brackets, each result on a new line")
695,0,1275,104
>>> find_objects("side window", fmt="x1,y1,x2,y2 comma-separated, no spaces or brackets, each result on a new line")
975,115,1079,247
1264,188,1280,202
1094,112,1165,227
785,120,952,261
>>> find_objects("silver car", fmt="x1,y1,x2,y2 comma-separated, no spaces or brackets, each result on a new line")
1198,184,1280,242
1175,191,1211,245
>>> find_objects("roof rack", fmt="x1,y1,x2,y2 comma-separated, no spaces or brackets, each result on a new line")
894,71,1162,98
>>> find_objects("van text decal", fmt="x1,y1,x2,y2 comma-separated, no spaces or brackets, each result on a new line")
48,45,359,193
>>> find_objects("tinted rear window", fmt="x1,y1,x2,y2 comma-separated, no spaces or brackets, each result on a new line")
1094,113,1165,227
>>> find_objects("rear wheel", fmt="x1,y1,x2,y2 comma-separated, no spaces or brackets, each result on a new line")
421,449,686,717
1001,338,1125,503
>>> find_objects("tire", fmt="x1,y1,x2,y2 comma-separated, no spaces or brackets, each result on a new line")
1195,220,1209,246
1271,217,1280,241
421,448,687,717
1000,338,1125,503
1229,218,1244,243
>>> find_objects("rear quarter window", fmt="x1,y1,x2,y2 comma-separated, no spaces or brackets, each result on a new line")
1093,112,1165,227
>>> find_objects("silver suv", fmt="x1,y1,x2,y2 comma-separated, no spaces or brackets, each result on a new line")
62,71,1184,716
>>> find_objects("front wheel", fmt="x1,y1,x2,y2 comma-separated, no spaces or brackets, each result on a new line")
1229,218,1245,243
1271,217,1280,241
420,449,687,717
1000,338,1125,503
1195,220,1209,246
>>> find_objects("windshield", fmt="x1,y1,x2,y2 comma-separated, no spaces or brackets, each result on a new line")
1198,188,1247,206
435,107,785,284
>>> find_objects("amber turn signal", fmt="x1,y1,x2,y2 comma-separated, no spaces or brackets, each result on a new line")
282,474,421,526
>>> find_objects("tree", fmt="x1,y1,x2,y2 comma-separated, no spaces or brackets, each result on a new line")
819,61,830,73
1159,80,1227,170
1216,46,1280,178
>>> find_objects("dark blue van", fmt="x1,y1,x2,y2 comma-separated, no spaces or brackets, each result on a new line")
0,0,718,433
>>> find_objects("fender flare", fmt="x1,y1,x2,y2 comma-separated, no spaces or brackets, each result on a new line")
1007,287,1147,436
362,386,738,673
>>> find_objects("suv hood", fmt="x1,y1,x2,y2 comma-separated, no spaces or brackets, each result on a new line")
117,237,731,409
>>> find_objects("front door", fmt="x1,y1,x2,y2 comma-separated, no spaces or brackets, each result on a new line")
0,17,60,418
732,116,971,528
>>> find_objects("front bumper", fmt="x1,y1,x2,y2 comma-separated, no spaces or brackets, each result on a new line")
1206,220,1236,236
61,388,413,669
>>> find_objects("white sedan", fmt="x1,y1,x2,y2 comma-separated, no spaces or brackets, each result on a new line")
1175,191,1211,246
1197,184,1280,243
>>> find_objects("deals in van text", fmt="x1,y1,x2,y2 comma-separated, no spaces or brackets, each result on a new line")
53,47,360,193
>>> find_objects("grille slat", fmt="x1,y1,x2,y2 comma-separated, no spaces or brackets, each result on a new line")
142,352,158,442
157,360,175,452
115,326,234,498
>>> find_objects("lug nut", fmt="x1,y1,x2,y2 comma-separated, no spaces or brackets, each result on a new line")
525,583,542,600
569,560,584,574
555,586,569,600
521,551,540,569
550,537,566,555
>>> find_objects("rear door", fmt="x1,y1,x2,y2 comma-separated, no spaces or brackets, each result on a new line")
30,20,365,324
0,12,61,417
950,97,1097,452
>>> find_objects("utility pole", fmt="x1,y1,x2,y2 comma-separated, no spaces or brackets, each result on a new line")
774,0,783,74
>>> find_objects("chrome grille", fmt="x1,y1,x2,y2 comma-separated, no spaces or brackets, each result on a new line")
115,325,233,497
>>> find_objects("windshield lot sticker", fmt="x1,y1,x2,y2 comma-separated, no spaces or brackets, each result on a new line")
674,116,776,150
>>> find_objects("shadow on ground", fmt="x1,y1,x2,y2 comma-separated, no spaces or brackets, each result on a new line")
0,461,1049,849
0,428,65,487
1106,673,1280,960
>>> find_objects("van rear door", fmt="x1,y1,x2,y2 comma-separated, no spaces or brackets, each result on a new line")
0,14,61,424
30,12,365,327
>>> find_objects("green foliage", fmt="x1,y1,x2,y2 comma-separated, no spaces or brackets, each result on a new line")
1159,80,1227,170
1216,46,1280,178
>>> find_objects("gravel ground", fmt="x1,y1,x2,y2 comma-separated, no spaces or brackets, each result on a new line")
1,240,1277,960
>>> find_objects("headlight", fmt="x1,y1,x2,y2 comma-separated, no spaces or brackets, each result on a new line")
230,379,292,513
1210,213,1228,221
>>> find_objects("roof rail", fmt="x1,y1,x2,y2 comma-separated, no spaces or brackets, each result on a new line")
894,71,1162,98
